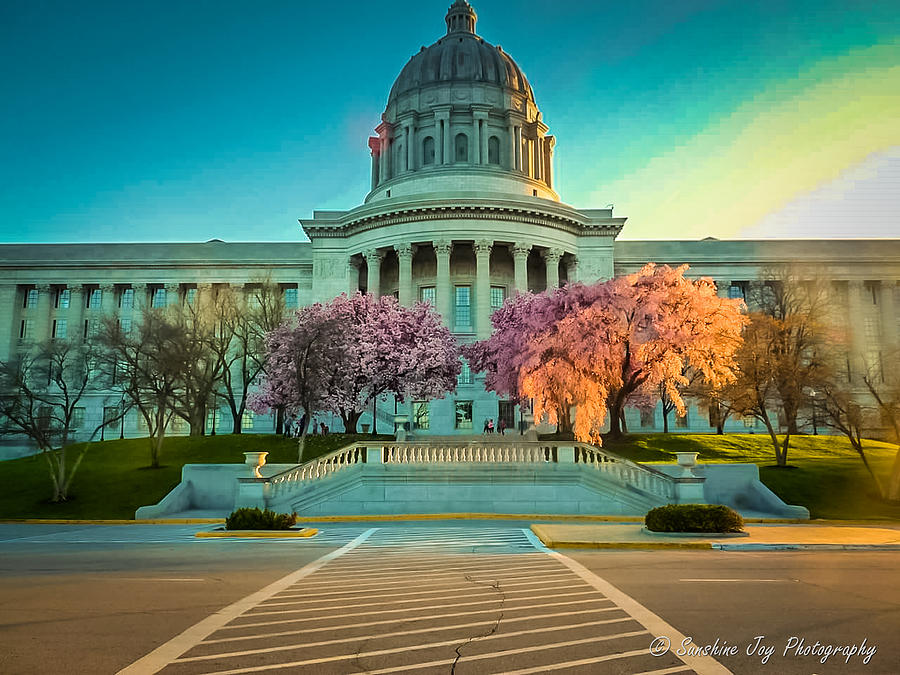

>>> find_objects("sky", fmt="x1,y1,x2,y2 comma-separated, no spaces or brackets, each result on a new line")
1,0,897,243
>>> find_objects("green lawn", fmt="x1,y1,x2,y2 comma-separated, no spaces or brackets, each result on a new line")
0,433,390,521
601,434,900,520
0,432,897,521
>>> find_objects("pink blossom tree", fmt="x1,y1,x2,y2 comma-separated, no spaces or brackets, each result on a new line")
252,293,460,460
468,264,747,444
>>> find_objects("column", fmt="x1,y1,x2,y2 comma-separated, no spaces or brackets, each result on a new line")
544,135,555,187
534,136,543,181
434,240,453,327
507,121,516,169
0,284,18,360
347,258,361,296
565,257,578,286
379,136,388,183
436,119,445,165
543,249,562,289
365,250,384,298
512,244,530,294
132,283,148,312
406,123,415,173
475,240,492,339
395,243,414,306
35,283,52,341
368,137,380,188
881,280,897,353
473,117,481,164
514,126,523,171
715,278,731,299
197,283,215,311
847,280,866,380
68,286,85,343
480,121,489,166
165,283,180,307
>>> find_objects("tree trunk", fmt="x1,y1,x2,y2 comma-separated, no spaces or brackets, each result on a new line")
619,409,628,434
341,410,362,434
607,396,625,440
662,410,669,433
716,421,724,435
275,407,284,436
189,409,205,436
231,410,242,434
297,416,310,464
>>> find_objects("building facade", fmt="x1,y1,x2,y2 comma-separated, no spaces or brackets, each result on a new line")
1,1,898,452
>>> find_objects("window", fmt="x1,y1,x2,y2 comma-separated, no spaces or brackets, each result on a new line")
87,288,102,309
675,412,688,429
455,400,473,429
728,284,745,300
52,319,67,339
185,287,197,305
490,285,506,310
19,319,33,340
864,316,881,345
71,407,85,430
743,415,757,428
457,359,473,385
640,408,655,428
118,318,132,335
419,286,436,306
55,288,70,309
284,287,298,309
423,136,435,165
84,319,100,340
455,133,468,162
151,288,166,308
413,401,429,430
120,287,134,309
24,288,38,309
488,136,500,165
498,401,516,430
170,416,187,433
206,408,222,432
455,285,471,328
103,406,119,428
242,411,254,430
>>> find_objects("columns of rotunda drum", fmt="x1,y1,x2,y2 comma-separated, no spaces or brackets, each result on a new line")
347,258,361,295
405,119,416,173
434,106,451,166
395,243,414,305
365,250,384,298
543,249,563,289
434,241,453,325
475,240,492,338
543,136,555,187
512,244,530,294
473,106,489,165
368,137,380,188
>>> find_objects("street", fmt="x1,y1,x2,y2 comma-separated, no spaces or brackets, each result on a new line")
0,523,896,674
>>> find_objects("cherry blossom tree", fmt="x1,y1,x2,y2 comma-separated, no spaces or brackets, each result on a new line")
252,293,460,461
468,264,747,444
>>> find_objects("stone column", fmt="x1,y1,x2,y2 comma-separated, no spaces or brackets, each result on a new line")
132,283,148,312
715,278,731,299
68,286,85,342
512,244,530,294
565,257,578,286
164,283,180,307
544,135,555,187
475,240,492,338
881,280,898,354
365,250,384,298
395,243,414,306
347,258,361,296
543,249,562,289
515,126,523,171
507,122,516,169
229,283,244,309
473,117,481,164
434,108,451,166
34,284,52,342
534,136,543,181
406,123,415,172
100,283,117,314
847,280,867,380
434,240,453,326
197,283,214,312
379,136,388,183
368,137,380,188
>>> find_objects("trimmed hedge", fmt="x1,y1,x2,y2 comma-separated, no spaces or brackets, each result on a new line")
645,504,744,533
225,507,298,530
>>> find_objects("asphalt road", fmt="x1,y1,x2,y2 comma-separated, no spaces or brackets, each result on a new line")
0,523,896,675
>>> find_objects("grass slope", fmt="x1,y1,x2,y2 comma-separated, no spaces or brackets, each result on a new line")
0,433,390,520
0,433,897,520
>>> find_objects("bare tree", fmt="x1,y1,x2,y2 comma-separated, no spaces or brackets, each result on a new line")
0,340,124,501
861,349,900,500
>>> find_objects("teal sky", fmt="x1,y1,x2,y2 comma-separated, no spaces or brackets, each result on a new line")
1,1,897,243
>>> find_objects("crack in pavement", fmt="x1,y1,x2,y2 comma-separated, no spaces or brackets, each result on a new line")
450,574,506,675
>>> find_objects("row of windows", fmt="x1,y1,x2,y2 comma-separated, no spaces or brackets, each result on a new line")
420,134,502,166
417,284,507,329
23,286,300,310
21,317,133,340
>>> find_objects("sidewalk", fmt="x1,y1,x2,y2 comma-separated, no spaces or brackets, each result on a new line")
530,522,900,551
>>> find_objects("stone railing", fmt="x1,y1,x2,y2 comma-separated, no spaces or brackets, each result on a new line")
242,439,692,507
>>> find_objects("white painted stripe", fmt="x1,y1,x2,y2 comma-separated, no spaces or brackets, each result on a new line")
295,568,573,590
118,578,205,582
631,666,694,675
221,597,619,631
550,550,733,675
679,578,783,582
494,648,655,674
241,589,604,618
201,632,649,675
305,559,561,579
178,620,641,664
203,609,631,645
261,581,587,607
116,527,378,675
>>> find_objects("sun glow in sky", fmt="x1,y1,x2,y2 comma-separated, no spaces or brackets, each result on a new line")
1,0,897,243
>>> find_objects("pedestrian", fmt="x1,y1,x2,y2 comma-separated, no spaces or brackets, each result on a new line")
283,417,292,438
498,418,507,435
483,418,490,434
488,418,495,433
321,422,328,435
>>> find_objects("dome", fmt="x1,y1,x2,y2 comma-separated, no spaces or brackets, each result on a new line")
387,1,534,106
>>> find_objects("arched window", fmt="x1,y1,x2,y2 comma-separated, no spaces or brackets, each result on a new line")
423,136,435,165
455,133,468,163
488,136,500,165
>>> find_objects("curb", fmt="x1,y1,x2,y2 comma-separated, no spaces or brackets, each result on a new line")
712,543,900,551
530,524,713,550
195,528,319,539
0,518,225,525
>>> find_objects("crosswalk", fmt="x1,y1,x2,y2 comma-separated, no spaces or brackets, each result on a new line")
121,527,731,675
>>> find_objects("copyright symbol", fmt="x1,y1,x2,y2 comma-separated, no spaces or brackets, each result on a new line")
649,636,671,657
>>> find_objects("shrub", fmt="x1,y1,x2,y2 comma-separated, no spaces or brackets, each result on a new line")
225,507,298,530
645,504,744,533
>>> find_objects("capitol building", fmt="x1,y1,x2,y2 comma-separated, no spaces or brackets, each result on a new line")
1,1,898,447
